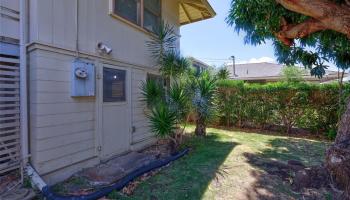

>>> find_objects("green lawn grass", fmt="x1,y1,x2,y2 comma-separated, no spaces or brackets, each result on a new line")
108,127,329,200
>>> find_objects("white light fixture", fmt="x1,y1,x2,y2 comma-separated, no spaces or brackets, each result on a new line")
97,42,113,55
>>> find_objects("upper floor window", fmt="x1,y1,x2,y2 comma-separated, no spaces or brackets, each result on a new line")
114,0,161,34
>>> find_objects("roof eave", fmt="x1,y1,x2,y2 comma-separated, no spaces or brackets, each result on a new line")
179,0,216,26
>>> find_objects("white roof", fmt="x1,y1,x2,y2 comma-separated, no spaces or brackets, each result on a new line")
227,62,346,82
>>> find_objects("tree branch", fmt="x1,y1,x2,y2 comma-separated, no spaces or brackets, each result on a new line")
275,0,350,44
275,18,326,46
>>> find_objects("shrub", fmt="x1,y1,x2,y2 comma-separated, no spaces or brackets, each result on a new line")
216,80,350,134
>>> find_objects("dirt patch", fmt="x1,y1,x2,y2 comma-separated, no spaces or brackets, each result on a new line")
52,140,174,196
0,170,21,194
244,152,344,199
0,170,36,200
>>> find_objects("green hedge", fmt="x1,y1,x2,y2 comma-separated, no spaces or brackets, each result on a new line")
216,80,350,134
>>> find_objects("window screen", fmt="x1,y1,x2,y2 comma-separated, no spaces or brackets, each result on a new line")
143,0,161,33
103,68,126,102
114,0,139,25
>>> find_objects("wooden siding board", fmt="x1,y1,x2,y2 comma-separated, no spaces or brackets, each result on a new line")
32,120,95,140
35,139,94,163
35,130,94,152
38,148,95,175
30,102,94,115
32,112,94,128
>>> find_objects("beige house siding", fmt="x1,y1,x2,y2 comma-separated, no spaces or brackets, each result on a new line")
27,0,179,184
0,0,20,40
131,68,156,148
29,50,97,181
29,0,179,68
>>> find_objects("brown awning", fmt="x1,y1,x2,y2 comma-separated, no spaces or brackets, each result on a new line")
179,0,216,25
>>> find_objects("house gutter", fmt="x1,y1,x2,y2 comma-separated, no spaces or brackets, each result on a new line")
19,0,29,172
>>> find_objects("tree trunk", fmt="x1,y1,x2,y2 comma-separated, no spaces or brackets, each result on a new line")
326,98,350,197
274,0,350,45
195,117,207,136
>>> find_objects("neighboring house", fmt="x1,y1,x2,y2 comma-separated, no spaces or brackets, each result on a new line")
344,76,350,83
0,0,215,184
227,62,348,83
189,57,211,75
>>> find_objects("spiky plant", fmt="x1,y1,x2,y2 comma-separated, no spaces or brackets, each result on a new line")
148,102,177,139
140,79,164,108
191,71,218,136
168,81,190,119
145,21,178,63
160,51,190,78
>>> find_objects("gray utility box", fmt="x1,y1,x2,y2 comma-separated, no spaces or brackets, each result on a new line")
71,60,95,97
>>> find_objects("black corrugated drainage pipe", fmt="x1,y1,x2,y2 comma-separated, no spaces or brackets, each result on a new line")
31,148,189,200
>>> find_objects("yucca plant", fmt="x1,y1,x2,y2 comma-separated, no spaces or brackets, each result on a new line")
191,71,218,136
140,79,164,108
145,21,177,63
141,78,191,150
168,81,190,120
148,102,177,139
160,51,190,78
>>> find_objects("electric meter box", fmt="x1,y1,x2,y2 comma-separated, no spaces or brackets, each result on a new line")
71,60,95,97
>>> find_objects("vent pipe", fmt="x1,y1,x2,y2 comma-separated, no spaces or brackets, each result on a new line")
231,56,237,78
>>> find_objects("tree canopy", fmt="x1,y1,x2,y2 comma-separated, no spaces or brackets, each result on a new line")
226,0,350,78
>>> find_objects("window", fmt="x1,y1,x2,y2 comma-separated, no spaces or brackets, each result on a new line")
147,73,169,90
193,63,202,76
103,68,126,102
114,0,139,24
113,0,161,34
143,0,161,32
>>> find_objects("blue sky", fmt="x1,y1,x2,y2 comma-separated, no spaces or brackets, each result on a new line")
180,0,277,67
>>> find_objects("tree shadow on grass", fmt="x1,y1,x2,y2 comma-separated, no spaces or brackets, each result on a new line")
109,132,239,200
243,137,330,200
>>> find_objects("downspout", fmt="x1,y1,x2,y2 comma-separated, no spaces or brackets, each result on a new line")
75,0,79,58
19,0,29,178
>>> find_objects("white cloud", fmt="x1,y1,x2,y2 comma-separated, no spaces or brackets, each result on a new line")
236,57,276,64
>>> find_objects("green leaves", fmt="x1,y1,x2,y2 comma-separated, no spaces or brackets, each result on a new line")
145,21,178,62
160,51,190,78
168,81,190,121
216,79,350,133
148,102,177,138
191,71,218,122
146,21,190,79
216,66,230,80
141,78,191,139
281,66,307,83
227,0,350,78
140,79,164,108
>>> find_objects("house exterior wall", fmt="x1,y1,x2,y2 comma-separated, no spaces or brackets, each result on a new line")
0,0,19,41
28,0,179,184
